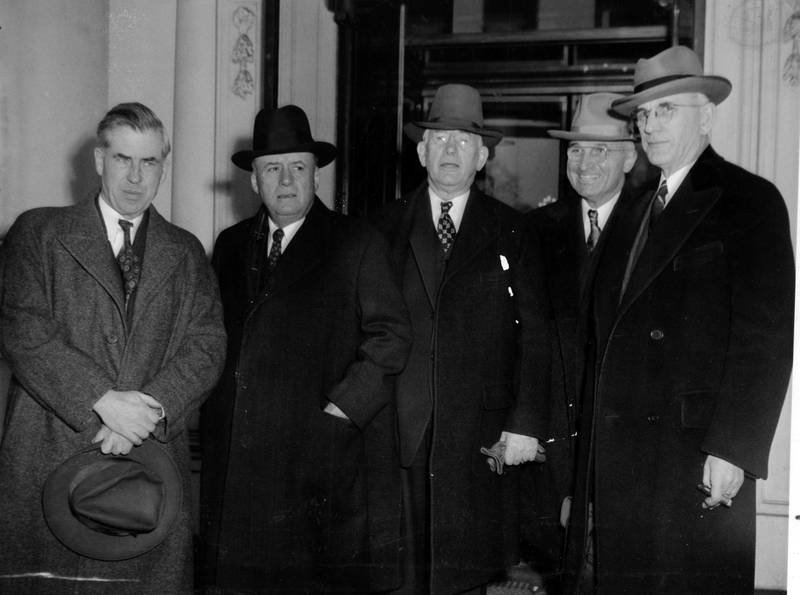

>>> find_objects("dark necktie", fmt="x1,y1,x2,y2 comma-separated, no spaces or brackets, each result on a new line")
649,181,668,231
437,201,456,252
586,209,601,253
117,219,140,310
267,228,284,272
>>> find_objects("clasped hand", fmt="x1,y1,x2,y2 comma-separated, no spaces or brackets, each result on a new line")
500,431,544,465
92,390,163,453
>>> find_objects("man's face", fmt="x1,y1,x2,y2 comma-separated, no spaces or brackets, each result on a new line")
417,129,489,200
566,141,636,209
94,126,169,220
251,152,318,226
636,92,714,177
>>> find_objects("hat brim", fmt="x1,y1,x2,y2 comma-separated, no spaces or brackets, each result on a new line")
547,130,635,142
43,441,182,561
404,121,503,148
232,141,337,171
611,76,732,116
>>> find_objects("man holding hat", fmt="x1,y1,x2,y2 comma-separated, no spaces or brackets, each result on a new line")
198,105,412,594
371,84,551,594
523,92,638,584
563,46,794,594
0,102,227,593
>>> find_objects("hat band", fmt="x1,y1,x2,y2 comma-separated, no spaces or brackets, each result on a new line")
572,124,630,137
428,116,483,130
634,73,694,94
253,129,315,151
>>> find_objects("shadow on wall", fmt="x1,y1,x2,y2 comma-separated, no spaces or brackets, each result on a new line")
70,134,103,205
213,134,262,224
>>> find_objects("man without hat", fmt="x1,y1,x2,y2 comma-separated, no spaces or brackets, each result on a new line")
0,102,227,593
563,46,794,594
370,83,552,594
523,92,638,586
198,105,412,594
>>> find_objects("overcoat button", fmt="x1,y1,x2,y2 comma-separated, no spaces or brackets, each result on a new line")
650,329,664,340
105,332,118,344
647,412,659,424
241,435,254,449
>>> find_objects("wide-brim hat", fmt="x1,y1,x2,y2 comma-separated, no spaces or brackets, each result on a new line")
43,440,182,561
232,105,337,171
611,46,732,116
548,93,634,142
404,84,503,148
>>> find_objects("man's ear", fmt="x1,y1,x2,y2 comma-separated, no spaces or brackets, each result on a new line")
476,144,489,172
417,141,427,167
160,160,171,184
94,147,104,177
622,145,638,174
251,171,259,195
699,102,716,136
314,165,320,191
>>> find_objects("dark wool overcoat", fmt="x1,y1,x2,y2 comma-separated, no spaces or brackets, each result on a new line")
370,183,552,594
563,147,794,594
199,198,412,595
523,186,638,580
0,195,227,595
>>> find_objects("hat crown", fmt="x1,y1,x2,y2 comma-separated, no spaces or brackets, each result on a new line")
426,84,485,129
634,46,704,89
570,93,632,138
252,105,315,151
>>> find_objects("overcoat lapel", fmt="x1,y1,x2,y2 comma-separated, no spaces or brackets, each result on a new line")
255,197,329,304
58,197,126,316
442,188,496,283
408,188,444,309
618,171,721,315
132,209,185,320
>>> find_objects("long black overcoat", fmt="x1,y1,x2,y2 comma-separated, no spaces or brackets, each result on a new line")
199,198,412,594
563,147,794,594
370,183,551,594
524,186,638,578
0,195,227,595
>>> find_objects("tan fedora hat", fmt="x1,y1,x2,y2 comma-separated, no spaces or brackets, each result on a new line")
611,46,731,116
548,93,634,142
43,441,182,561
404,84,503,148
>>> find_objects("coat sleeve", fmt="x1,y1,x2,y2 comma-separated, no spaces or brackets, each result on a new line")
140,238,227,443
0,213,115,432
700,179,794,479
322,228,412,431
503,220,553,440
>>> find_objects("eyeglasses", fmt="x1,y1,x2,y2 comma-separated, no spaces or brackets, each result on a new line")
566,146,629,163
632,102,704,127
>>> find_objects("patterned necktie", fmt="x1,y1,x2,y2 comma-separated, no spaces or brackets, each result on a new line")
437,201,456,252
267,228,284,272
117,219,140,310
649,181,668,231
586,209,601,253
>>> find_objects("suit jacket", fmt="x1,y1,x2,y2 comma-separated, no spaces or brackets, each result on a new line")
200,198,412,594
524,186,638,575
371,182,551,594
563,146,795,594
0,193,226,595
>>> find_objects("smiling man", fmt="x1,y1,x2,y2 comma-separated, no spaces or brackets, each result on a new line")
199,105,412,594
524,92,637,586
562,46,795,595
0,102,226,594
371,84,551,595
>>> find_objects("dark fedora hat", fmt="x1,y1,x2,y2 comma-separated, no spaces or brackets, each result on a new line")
404,84,503,148
232,105,337,171
42,440,182,561
611,46,731,116
548,93,634,142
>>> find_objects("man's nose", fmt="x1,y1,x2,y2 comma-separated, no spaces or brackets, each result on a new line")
127,162,142,183
444,136,458,154
280,168,294,185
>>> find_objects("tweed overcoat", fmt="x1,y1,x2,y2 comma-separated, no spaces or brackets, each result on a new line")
0,194,227,595
563,146,795,594
523,186,638,577
199,198,412,594
370,183,551,594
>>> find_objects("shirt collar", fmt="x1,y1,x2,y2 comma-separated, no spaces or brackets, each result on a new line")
428,186,470,232
97,193,144,245
581,191,621,239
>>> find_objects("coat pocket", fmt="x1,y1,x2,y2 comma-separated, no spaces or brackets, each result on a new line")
680,392,716,429
673,241,723,271
473,383,514,474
